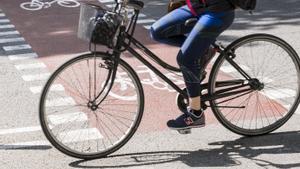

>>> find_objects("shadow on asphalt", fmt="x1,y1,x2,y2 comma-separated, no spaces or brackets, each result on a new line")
69,130,300,168
0,144,52,150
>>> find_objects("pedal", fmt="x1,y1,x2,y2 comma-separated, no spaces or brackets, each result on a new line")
177,128,191,134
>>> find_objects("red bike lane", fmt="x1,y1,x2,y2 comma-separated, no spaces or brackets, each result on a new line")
0,0,286,134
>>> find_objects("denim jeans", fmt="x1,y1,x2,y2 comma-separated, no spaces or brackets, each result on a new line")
150,5,235,97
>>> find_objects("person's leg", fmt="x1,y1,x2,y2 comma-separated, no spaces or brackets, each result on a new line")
150,5,194,47
167,10,235,129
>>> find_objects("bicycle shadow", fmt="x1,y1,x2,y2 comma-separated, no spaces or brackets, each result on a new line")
69,130,300,168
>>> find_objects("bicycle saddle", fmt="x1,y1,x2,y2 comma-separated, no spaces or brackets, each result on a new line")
127,0,144,10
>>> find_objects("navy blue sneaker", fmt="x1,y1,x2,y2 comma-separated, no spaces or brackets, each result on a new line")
167,109,205,130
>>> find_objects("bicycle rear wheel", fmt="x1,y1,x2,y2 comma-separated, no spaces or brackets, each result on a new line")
209,34,300,136
39,52,144,159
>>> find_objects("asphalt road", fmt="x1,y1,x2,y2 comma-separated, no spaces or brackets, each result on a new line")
0,0,300,169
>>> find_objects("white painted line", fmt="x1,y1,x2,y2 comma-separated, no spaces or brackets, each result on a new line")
0,19,10,23
8,53,38,61
46,97,76,107
3,44,31,51
137,19,156,24
106,4,115,8
143,25,152,30
59,128,103,143
220,65,250,73
48,112,88,125
0,126,41,135
261,89,296,99
139,13,146,17
0,30,19,36
30,84,65,94
22,73,51,81
0,24,14,29
0,140,50,149
99,0,115,3
0,37,24,43
15,62,46,70
0,13,5,17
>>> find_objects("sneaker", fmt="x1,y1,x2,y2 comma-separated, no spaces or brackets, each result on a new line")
167,109,205,130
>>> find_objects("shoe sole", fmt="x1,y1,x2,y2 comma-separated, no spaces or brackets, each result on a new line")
168,124,205,130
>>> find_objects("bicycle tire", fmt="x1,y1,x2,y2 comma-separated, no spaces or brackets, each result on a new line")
39,52,144,159
209,33,300,136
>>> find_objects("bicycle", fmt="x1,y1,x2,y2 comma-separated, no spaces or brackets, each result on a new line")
39,0,300,159
20,0,80,11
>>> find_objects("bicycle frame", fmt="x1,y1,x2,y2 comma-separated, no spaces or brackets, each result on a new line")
95,3,256,108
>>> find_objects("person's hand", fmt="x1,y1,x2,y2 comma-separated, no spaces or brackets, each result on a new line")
167,0,186,13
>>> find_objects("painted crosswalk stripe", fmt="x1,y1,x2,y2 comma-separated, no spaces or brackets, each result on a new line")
0,24,14,29
8,53,38,60
106,4,115,8
0,37,24,43
30,84,65,94
143,25,152,30
139,13,146,17
22,73,51,81
0,19,9,23
0,140,50,149
99,0,115,3
59,128,103,143
220,65,250,73
0,30,19,36
0,13,5,17
3,44,31,51
137,19,156,24
15,62,46,70
261,89,296,99
48,112,88,125
46,97,76,107
0,126,41,135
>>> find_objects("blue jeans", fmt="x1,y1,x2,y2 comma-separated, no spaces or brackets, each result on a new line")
150,5,235,97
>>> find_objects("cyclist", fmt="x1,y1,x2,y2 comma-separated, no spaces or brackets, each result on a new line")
150,0,236,130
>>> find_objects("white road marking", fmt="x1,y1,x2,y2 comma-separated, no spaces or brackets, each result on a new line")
59,128,103,143
8,53,38,60
48,112,88,125
143,25,152,30
0,13,5,17
0,19,10,23
30,84,65,94
137,19,156,24
0,126,41,135
220,65,250,73
261,89,296,99
0,140,50,149
3,44,31,51
139,13,146,17
0,37,24,43
0,30,19,36
22,73,51,81
0,24,14,29
98,0,115,3
46,97,76,107
106,4,115,8
15,62,46,70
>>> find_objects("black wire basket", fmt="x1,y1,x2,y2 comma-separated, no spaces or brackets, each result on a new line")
77,3,122,48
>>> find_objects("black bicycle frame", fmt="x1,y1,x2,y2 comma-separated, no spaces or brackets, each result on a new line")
95,8,255,107
125,35,254,103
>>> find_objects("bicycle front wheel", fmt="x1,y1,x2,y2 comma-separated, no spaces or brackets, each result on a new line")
209,34,300,136
39,52,144,159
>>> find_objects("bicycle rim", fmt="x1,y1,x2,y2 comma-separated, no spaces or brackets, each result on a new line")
39,53,144,159
209,34,300,136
